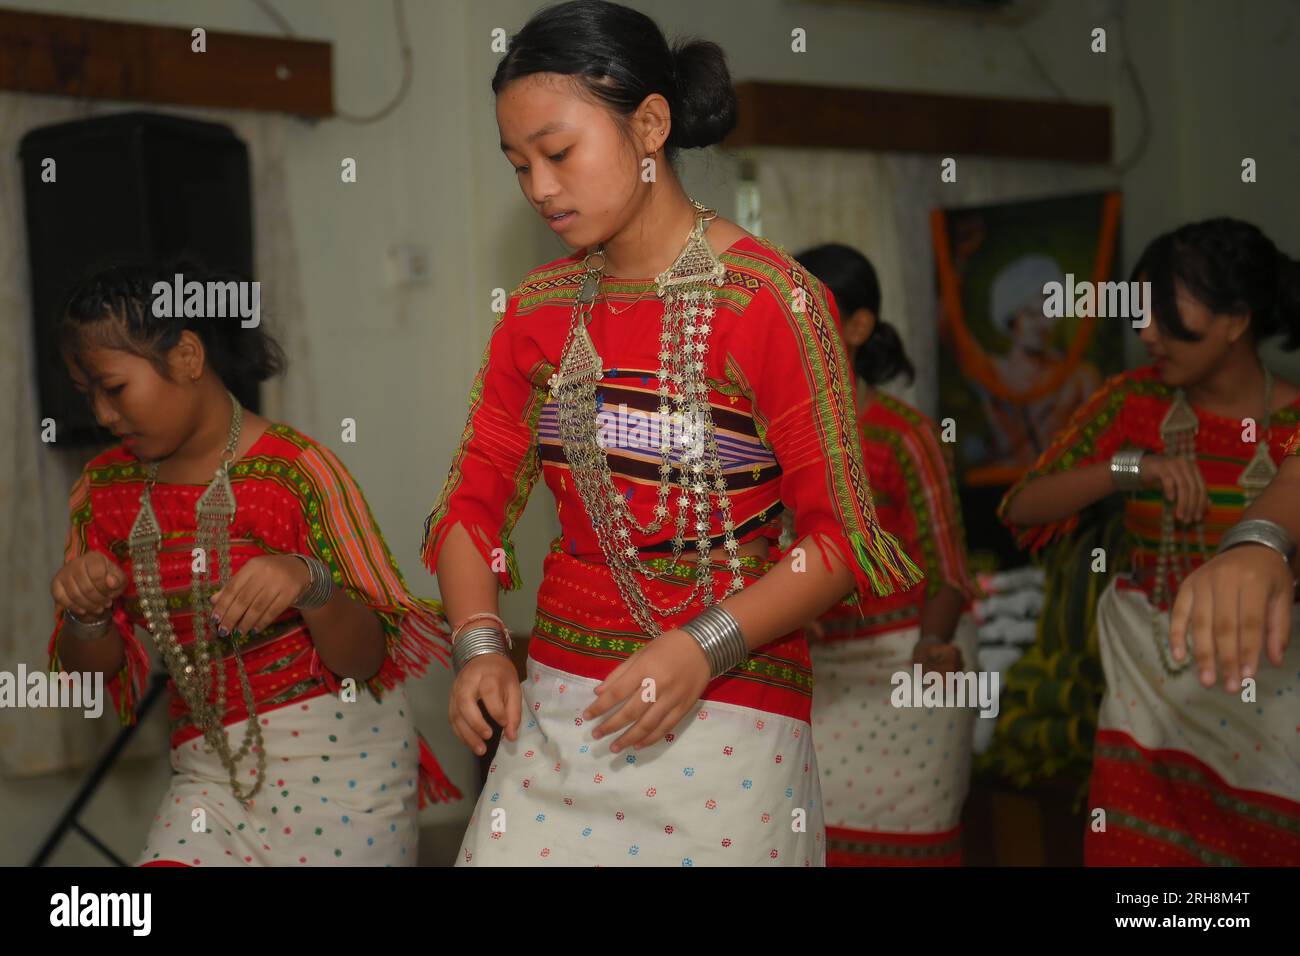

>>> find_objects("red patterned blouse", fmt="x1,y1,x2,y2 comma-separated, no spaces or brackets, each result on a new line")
816,392,980,641
999,365,1300,609
47,424,458,804
421,234,921,722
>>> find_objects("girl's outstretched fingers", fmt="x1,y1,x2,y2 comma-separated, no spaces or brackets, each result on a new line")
1265,590,1292,667
1189,576,1218,687
1211,572,1242,692
1168,570,1197,665
1235,575,1266,683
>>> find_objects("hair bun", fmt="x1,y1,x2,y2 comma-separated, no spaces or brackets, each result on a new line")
667,39,738,150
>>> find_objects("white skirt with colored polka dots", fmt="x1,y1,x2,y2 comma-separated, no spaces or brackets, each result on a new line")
138,685,421,866
456,658,826,866
810,619,978,838
1094,581,1300,809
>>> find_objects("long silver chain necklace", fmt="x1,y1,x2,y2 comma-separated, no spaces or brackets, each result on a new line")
127,390,266,803
548,199,745,637
1151,367,1276,671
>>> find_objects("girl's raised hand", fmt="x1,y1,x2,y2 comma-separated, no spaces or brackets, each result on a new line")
52,551,127,618
1141,454,1210,524
210,554,310,637
1169,543,1294,692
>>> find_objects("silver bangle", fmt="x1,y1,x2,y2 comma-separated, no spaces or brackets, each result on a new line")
452,625,510,674
1216,518,1297,563
291,554,334,609
680,604,748,681
64,608,112,641
1110,447,1146,492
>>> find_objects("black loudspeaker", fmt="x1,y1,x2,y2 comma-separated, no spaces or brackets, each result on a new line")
20,111,257,447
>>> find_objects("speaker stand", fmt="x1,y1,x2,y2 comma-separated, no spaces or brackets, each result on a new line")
29,670,170,867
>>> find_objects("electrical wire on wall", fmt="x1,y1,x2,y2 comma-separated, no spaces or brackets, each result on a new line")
993,0,1152,174
1003,0,1149,174
1105,1,1152,176
253,0,413,124
838,0,1153,173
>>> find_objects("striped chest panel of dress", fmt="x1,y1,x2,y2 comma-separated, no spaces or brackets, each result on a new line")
1115,379,1300,583
517,265,787,561
1121,419,1300,599
536,374,786,557
1118,382,1300,554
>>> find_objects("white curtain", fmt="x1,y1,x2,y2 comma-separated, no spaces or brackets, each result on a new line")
0,90,311,777
750,148,1119,418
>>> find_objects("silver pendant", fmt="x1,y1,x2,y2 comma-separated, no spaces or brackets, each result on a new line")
127,487,162,553
1160,390,1198,446
1239,441,1277,502
196,463,237,520
549,323,603,393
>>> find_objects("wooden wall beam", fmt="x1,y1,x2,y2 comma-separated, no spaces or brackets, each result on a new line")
726,80,1111,163
0,7,332,117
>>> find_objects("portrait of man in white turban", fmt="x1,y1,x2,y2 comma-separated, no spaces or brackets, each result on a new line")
976,253,1102,470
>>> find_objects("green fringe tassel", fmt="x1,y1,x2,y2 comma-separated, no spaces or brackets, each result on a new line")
502,538,522,592
849,527,925,597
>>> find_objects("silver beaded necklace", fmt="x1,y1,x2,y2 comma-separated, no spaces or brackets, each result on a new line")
127,390,266,803
548,200,746,637
1150,367,1276,671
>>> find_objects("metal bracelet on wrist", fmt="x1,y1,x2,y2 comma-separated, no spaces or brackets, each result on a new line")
291,554,334,610
64,608,113,641
1216,518,1297,563
680,605,748,681
1110,447,1146,492
452,625,510,674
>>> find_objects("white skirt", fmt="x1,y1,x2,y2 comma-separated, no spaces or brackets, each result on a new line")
810,618,978,836
1096,581,1300,803
138,685,421,866
457,658,826,866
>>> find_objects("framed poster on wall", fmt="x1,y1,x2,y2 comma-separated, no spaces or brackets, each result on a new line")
931,191,1124,486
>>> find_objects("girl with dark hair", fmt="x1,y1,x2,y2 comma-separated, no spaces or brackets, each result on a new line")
423,1,918,866
48,260,459,867
1000,218,1300,865
795,243,980,866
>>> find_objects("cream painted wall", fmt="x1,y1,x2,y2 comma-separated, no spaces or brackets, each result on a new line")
5,0,1296,864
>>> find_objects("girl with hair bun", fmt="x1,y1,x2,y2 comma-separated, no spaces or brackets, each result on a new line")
48,259,460,867
425,0,919,867
1000,218,1300,865
795,242,981,867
